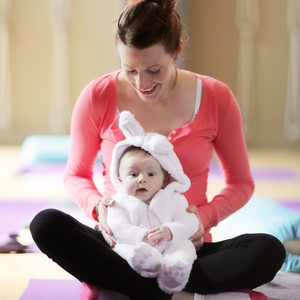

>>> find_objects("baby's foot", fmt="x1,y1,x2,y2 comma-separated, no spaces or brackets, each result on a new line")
131,243,162,278
158,261,190,294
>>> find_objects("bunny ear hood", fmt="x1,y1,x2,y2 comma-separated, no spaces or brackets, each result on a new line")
110,111,191,193
118,110,145,138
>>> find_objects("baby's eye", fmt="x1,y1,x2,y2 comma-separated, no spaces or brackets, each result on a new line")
148,172,155,177
130,172,138,177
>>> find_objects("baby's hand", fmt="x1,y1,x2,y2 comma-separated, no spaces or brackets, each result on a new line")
147,226,172,246
142,234,156,247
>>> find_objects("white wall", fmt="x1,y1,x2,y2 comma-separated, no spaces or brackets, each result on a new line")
0,0,122,144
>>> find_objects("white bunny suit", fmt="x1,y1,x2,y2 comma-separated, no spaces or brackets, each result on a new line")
107,111,199,294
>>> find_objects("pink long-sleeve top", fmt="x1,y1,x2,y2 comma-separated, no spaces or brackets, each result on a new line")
64,70,254,242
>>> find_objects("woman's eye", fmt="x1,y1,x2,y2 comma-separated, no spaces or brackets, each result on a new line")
148,69,160,74
126,70,136,74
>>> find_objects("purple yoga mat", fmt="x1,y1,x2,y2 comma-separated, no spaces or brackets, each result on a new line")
20,279,131,300
0,200,51,235
19,273,300,300
20,279,80,300
209,164,299,180
18,161,103,175
279,200,300,213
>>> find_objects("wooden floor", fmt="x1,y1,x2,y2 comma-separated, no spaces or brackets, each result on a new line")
0,146,300,300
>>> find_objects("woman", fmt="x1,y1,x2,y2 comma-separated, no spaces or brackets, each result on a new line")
30,1,285,299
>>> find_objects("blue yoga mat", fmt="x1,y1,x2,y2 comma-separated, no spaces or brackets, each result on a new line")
216,195,300,273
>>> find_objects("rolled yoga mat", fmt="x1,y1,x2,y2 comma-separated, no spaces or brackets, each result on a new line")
215,194,300,273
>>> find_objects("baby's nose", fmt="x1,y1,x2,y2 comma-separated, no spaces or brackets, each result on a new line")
138,174,146,183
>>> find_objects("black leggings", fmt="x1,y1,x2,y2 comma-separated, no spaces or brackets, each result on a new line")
29,209,286,300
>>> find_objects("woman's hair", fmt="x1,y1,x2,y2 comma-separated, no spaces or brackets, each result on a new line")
116,0,182,55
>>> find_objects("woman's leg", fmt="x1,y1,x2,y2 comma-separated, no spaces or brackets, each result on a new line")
184,233,286,294
29,209,171,300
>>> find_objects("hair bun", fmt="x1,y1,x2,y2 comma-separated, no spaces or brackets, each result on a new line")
150,0,177,11
128,0,177,11
119,0,182,54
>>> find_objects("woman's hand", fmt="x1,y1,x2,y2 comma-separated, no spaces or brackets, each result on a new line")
186,205,204,250
95,196,115,247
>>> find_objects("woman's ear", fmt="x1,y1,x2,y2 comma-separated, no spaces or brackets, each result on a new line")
175,39,183,59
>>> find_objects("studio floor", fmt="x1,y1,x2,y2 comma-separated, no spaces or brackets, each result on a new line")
0,145,300,300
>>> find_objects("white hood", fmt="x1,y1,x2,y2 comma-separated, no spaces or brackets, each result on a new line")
110,111,191,193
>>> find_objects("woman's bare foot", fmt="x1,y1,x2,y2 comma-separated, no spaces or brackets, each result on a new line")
284,239,300,255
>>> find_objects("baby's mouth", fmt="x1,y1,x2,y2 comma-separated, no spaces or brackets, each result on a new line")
137,188,148,192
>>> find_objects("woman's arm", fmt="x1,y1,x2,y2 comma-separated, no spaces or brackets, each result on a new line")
198,84,255,230
64,81,103,220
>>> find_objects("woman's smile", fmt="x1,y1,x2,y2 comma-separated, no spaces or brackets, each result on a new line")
137,84,159,96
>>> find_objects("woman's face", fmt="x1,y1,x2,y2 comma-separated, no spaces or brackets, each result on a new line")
117,42,179,102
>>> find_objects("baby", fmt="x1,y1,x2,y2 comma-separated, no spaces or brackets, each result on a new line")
107,111,199,294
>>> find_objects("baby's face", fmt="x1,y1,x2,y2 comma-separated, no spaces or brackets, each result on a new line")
118,151,165,204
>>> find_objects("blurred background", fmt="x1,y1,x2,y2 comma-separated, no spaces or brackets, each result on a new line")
0,1,299,298
0,0,299,148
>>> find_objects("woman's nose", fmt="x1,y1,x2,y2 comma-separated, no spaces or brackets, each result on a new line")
135,73,147,89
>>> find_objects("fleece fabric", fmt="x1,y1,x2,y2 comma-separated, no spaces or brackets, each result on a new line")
107,111,198,293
